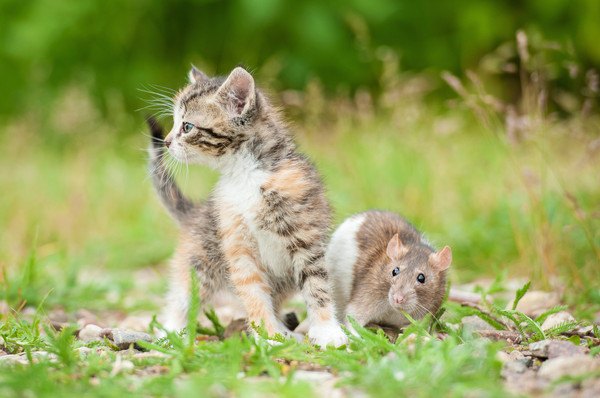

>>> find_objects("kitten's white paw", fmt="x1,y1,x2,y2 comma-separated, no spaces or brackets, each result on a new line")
280,330,305,342
308,322,348,348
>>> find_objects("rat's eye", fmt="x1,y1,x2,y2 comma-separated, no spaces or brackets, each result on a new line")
417,273,425,283
392,267,400,277
181,122,194,134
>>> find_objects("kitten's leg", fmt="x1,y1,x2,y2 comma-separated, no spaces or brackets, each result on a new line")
161,244,218,334
161,250,193,332
221,214,289,338
296,251,348,348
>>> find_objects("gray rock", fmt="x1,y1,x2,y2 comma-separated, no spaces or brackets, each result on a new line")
541,312,576,331
101,328,153,350
538,355,600,380
0,354,28,365
581,377,600,398
293,370,335,382
78,324,103,342
503,369,545,395
502,359,528,375
461,315,497,332
529,339,588,359
77,347,93,356
508,350,525,361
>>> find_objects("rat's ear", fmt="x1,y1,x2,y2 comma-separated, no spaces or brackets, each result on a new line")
429,246,452,272
188,65,208,84
216,66,256,116
386,233,408,260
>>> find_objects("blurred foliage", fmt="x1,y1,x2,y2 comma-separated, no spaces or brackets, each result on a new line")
0,0,599,119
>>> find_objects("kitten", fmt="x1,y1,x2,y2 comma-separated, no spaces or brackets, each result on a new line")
147,66,347,347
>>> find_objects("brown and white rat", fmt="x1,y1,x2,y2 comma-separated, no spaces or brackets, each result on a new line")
325,210,452,329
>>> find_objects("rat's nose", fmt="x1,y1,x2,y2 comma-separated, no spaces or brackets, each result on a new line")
164,139,172,148
394,294,405,305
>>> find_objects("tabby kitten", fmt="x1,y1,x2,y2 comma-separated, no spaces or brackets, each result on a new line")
148,66,347,347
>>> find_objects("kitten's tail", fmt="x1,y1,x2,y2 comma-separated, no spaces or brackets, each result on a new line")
147,117,195,225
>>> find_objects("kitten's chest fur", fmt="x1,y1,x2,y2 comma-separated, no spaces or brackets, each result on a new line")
215,160,292,277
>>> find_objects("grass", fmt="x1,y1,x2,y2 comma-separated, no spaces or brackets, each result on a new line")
1,45,599,395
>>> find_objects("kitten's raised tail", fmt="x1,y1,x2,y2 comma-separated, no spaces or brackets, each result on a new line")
147,116,196,224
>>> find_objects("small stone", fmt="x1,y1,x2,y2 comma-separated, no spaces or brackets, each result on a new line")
103,328,153,350
581,377,600,397
293,370,334,382
529,339,588,359
0,354,28,365
528,340,552,357
0,349,7,357
541,311,576,331
538,355,600,380
572,325,594,336
502,359,528,375
77,347,93,357
508,350,525,361
502,369,544,395
75,309,100,327
110,355,134,376
462,315,496,332
78,324,103,342
509,291,561,317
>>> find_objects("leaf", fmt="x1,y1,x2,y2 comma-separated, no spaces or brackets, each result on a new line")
544,321,579,338
204,308,226,339
514,311,545,342
534,305,569,324
467,308,506,331
568,335,581,346
512,281,530,311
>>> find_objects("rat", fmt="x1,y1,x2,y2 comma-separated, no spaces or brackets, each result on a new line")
325,210,452,329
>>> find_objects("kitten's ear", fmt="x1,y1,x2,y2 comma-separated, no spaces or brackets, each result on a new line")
216,67,256,116
429,246,452,272
386,234,408,260
188,65,208,84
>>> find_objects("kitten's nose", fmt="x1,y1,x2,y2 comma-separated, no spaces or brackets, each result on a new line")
164,139,172,148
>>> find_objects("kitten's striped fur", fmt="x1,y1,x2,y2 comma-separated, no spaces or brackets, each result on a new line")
148,66,346,347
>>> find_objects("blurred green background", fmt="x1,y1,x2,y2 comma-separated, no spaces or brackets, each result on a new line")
1,0,599,119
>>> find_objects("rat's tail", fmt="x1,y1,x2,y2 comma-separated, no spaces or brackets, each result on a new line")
147,117,195,225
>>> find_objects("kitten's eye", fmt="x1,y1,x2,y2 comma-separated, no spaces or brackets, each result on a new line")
417,273,425,283
392,267,400,277
181,122,194,134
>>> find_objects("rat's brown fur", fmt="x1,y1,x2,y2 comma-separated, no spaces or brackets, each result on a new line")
329,211,450,328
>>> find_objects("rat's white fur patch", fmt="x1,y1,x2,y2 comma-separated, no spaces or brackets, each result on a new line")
325,213,366,321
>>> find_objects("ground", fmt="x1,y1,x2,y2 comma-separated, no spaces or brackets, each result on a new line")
0,75,599,396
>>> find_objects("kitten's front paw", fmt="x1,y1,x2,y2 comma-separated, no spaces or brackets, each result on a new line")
308,322,348,348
